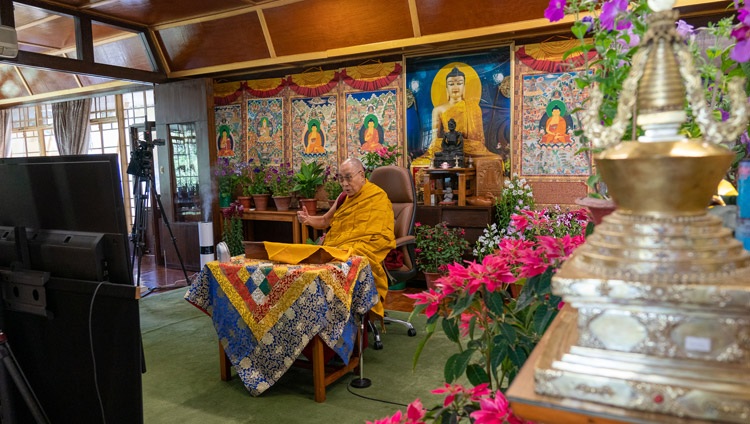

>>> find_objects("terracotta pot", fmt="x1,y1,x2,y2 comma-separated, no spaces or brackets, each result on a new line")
237,196,252,210
575,196,617,225
252,194,270,211
272,195,292,211
299,198,318,215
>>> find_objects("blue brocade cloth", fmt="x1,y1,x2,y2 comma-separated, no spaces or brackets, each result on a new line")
184,256,378,396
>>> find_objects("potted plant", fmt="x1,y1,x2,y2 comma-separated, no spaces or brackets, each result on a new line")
214,157,240,208
361,144,402,177
243,160,270,210
221,200,244,256
413,221,470,289
267,162,295,211
292,160,325,213
323,178,343,207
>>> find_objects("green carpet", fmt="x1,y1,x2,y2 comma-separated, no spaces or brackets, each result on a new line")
140,288,452,423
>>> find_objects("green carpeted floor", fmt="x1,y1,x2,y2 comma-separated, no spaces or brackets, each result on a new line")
140,288,452,423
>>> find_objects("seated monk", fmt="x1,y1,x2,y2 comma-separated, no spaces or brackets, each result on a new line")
297,158,395,318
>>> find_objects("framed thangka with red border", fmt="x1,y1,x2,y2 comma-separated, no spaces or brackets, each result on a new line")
215,104,243,160
247,97,284,165
405,47,511,167
344,90,399,160
519,71,591,176
290,96,337,170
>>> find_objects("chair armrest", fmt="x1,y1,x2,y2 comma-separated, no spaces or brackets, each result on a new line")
395,235,415,248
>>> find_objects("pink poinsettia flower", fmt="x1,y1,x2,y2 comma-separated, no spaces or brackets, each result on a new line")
404,289,443,319
405,398,426,423
544,0,566,22
367,410,402,424
469,391,511,424
431,383,467,407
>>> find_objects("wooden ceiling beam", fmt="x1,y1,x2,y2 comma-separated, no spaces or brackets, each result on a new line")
3,50,167,83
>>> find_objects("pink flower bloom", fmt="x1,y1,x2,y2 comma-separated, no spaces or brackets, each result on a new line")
405,289,443,318
431,383,466,407
405,399,426,423
601,0,631,31
469,391,511,424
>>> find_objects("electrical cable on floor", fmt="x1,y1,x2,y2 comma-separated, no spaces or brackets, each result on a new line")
141,271,199,298
88,280,107,424
346,381,409,407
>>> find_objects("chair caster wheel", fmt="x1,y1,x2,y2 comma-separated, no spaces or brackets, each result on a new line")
374,341,383,350
407,328,417,337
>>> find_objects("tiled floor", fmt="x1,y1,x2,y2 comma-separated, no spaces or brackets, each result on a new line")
134,255,421,313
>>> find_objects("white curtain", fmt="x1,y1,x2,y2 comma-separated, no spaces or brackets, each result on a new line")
52,99,91,155
0,109,11,157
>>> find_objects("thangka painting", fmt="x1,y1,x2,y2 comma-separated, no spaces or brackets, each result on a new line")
405,47,511,167
344,90,398,160
247,97,284,165
520,71,591,176
214,104,243,160
290,96,337,171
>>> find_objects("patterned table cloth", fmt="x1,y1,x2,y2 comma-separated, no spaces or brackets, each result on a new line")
185,255,378,395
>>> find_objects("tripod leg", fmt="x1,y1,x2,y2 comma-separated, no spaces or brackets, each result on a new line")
149,173,191,285
0,343,48,424
130,176,150,288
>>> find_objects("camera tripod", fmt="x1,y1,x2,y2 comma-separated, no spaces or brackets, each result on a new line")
0,331,48,423
129,149,191,292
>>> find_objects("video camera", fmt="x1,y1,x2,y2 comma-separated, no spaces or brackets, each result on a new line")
127,122,165,178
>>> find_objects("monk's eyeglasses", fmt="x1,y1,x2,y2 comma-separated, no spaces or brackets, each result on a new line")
340,170,363,183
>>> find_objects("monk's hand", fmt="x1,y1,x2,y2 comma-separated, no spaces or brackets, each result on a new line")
297,206,309,224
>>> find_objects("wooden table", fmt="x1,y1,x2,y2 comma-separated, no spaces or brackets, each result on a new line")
242,209,302,244
185,256,378,402
422,167,476,206
507,306,717,424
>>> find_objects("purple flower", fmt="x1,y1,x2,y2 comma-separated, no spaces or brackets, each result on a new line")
730,27,750,62
582,15,594,32
544,0,566,22
740,131,750,146
601,0,631,31
616,27,640,48
738,3,750,26
675,20,694,38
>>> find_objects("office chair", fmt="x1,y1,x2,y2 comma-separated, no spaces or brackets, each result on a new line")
369,165,418,347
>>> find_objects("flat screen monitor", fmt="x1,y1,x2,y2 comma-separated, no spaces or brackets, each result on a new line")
0,154,133,285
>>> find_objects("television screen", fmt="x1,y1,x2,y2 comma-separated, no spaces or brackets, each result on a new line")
0,154,133,285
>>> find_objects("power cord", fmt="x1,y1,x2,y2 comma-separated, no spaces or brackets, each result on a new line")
346,380,409,407
88,280,107,424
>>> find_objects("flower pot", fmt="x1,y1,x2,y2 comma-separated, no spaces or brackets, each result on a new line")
299,198,318,215
575,196,617,225
219,192,231,208
237,196,252,210
252,194,270,211
423,272,442,290
272,195,292,211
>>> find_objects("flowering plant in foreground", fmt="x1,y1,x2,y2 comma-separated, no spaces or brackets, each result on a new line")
407,219,588,392
544,0,750,183
366,383,530,424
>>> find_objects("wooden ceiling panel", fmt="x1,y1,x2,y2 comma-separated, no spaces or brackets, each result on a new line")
17,15,76,51
13,3,58,28
0,66,30,98
83,0,253,26
18,67,80,94
78,74,117,86
157,12,269,71
264,0,413,57
415,0,548,35
94,36,153,71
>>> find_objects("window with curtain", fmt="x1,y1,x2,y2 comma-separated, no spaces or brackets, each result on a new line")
9,104,57,157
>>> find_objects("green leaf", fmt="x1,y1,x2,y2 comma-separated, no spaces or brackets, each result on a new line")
484,289,506,316
448,290,475,317
442,317,460,343
466,364,490,386
444,349,475,383
501,322,517,344
533,303,559,334
412,328,434,371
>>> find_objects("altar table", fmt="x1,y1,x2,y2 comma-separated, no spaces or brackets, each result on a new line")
185,255,378,402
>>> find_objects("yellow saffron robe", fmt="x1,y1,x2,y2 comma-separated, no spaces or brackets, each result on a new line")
323,180,395,317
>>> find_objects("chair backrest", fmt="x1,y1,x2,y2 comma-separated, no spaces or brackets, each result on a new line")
369,165,416,239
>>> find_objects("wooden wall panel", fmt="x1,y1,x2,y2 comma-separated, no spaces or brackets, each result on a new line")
415,0,548,35
19,68,79,94
264,0,413,57
158,13,269,71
